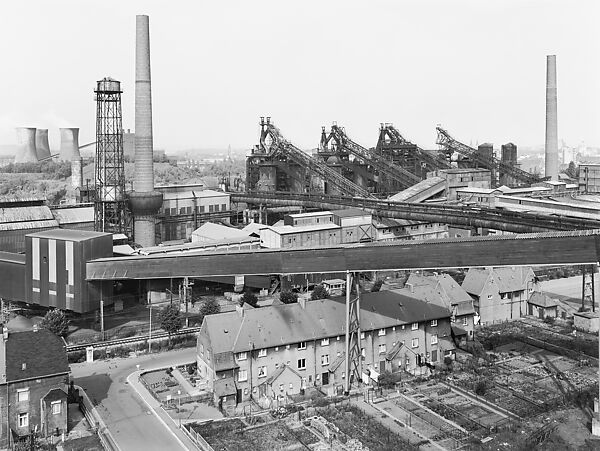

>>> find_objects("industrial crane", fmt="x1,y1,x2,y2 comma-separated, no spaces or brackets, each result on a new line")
376,124,451,173
257,118,372,198
436,126,544,186
322,124,421,190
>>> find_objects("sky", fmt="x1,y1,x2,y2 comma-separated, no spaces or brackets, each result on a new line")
1,0,599,153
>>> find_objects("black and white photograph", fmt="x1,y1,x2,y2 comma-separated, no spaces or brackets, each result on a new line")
0,1,599,450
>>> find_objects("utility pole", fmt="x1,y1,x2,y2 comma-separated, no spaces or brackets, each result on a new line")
148,293,152,353
100,290,105,341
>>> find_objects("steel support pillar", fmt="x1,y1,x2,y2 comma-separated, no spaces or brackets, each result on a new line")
593,262,600,436
344,270,361,395
582,265,596,312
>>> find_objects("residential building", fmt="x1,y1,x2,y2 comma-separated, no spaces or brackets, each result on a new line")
402,273,476,341
0,328,69,448
461,267,535,324
196,291,453,407
527,291,559,319
321,279,345,296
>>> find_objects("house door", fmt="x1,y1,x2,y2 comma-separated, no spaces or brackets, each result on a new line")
236,389,242,404
431,350,438,363
379,360,386,373
529,304,533,316
322,372,329,385
538,309,544,319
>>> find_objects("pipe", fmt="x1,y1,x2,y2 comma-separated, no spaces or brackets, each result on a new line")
129,14,163,247
59,128,80,162
14,127,38,163
35,129,51,160
545,55,558,181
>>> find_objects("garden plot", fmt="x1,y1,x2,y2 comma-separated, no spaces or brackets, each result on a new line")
141,370,184,402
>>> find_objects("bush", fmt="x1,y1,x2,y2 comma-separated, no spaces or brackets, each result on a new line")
240,291,258,307
378,370,402,388
280,291,298,304
370,279,384,292
543,316,555,324
475,380,488,396
311,284,329,301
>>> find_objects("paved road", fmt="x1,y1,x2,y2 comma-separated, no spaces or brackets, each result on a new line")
540,273,599,300
70,348,197,451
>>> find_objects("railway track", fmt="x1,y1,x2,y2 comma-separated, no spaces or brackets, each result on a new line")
66,326,201,353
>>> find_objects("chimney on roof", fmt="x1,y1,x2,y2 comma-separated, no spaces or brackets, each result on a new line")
299,296,306,309
405,283,414,293
236,304,244,318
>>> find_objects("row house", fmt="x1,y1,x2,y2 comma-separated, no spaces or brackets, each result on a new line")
461,266,535,324
196,291,453,407
0,328,69,448
402,273,476,344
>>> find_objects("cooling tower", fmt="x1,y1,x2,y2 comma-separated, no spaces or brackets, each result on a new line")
545,55,558,181
35,128,51,160
128,14,163,247
59,128,81,162
14,127,38,163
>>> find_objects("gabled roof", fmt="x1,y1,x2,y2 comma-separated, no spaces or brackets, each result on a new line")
462,267,533,296
528,291,559,308
201,291,450,355
405,274,473,313
214,376,237,398
191,222,249,241
261,364,303,386
4,329,69,383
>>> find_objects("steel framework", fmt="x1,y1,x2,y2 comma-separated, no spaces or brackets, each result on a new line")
344,271,361,394
94,78,129,235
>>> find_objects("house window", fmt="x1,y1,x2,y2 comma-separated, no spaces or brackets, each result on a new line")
17,389,29,402
405,356,410,366
361,348,366,357
221,204,227,211
238,369,248,382
258,366,267,378
378,344,387,354
431,319,438,327
342,372,346,379
500,293,506,299
431,334,438,345
18,413,28,428
258,349,267,358
51,401,62,415
206,351,211,361
297,358,306,370
321,355,329,366
321,338,330,347
289,383,293,390
179,207,186,215
209,205,214,213
199,206,205,213
487,294,493,300
186,206,192,214
279,384,284,391
463,317,468,326
412,338,419,348
360,332,365,339
411,323,418,331
237,352,247,361
297,342,307,350
378,328,386,336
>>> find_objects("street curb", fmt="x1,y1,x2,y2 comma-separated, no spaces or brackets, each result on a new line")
127,370,195,451
74,384,121,451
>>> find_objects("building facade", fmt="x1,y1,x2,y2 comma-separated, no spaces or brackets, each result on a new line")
461,267,535,324
196,291,454,407
0,328,69,448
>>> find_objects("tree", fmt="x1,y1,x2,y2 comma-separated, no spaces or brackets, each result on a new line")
199,297,221,323
240,291,258,308
371,279,384,292
311,284,329,301
40,309,69,337
158,304,183,347
280,291,298,304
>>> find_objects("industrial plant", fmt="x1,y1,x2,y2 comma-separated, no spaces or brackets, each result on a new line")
0,6,599,451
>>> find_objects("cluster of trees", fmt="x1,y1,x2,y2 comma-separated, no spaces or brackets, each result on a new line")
0,161,71,179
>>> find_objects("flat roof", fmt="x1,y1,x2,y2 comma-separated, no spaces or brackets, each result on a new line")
26,229,111,241
332,208,370,218
456,187,499,194
262,223,339,235
288,211,332,219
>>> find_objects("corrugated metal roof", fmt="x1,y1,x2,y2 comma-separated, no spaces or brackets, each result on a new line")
0,220,58,231
51,206,94,224
0,252,25,264
191,222,250,241
261,223,339,235
0,206,54,223
330,208,369,218
388,176,445,202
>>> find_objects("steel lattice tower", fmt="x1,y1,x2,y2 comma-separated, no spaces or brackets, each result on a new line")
94,77,128,235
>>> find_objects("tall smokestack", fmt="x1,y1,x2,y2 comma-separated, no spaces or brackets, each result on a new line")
35,129,51,160
128,15,163,247
545,55,558,181
14,128,38,163
59,128,80,162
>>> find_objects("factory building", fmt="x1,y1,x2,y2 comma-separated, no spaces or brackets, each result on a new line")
196,292,454,406
156,185,231,242
373,218,448,241
579,163,600,193
0,197,58,253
